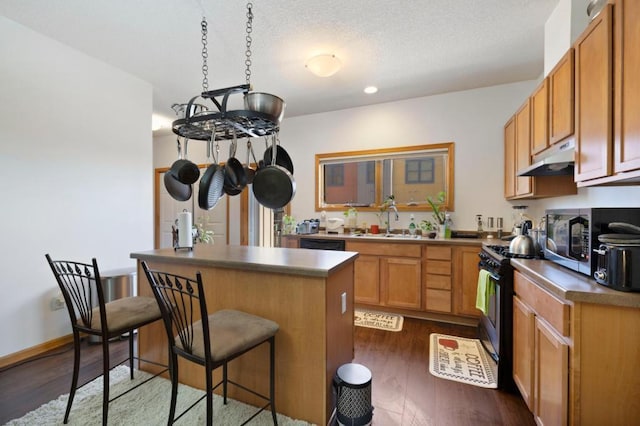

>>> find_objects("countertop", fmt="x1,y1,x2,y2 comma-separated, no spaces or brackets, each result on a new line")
130,244,358,278
284,231,495,246
511,258,640,309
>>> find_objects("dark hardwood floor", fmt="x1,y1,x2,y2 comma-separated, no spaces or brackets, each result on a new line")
0,318,534,425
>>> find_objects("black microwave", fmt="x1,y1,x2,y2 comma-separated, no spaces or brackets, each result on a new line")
544,208,640,277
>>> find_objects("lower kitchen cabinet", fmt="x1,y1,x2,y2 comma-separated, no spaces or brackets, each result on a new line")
453,245,482,317
423,245,453,313
348,241,422,310
513,271,570,426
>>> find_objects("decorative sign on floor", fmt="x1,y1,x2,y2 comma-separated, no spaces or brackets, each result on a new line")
354,309,403,332
428,333,497,388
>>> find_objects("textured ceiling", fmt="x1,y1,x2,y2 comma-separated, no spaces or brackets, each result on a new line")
1,0,560,123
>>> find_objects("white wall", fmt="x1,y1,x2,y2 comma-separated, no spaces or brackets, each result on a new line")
0,17,153,357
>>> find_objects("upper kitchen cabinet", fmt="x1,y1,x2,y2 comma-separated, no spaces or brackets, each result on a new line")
613,0,640,176
575,1,640,186
548,49,575,146
504,100,577,200
574,3,613,182
530,79,549,156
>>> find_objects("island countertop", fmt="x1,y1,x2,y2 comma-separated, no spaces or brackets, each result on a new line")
130,244,358,278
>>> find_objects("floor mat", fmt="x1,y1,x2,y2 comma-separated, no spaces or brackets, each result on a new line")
428,333,497,388
354,309,403,332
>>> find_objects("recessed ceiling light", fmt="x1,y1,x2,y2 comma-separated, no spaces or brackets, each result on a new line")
364,86,378,94
305,54,342,77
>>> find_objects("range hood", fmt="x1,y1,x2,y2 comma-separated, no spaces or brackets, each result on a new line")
518,140,575,177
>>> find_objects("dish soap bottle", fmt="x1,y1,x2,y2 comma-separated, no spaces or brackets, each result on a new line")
444,213,453,239
408,214,416,236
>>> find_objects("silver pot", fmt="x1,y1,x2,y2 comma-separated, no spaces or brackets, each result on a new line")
244,92,286,123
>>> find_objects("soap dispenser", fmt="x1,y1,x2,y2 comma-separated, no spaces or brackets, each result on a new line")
408,214,417,236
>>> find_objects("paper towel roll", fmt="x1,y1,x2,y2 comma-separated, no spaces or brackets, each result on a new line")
177,211,193,248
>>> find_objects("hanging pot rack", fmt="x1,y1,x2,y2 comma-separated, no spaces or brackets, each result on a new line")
171,2,283,142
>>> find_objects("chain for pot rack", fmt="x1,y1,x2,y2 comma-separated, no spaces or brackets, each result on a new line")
171,2,281,142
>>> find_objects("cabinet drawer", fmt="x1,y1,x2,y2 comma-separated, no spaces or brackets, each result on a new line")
425,289,451,313
346,241,421,258
514,271,570,337
425,273,451,290
425,260,451,275
424,246,452,260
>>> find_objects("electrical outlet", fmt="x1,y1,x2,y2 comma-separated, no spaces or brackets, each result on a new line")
341,292,347,314
50,294,65,311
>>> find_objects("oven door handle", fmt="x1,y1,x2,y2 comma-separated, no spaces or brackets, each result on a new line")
480,267,501,282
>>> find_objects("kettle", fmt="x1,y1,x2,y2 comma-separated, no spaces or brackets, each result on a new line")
509,221,537,257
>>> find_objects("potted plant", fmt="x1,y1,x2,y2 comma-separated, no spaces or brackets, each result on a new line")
427,191,447,238
343,207,358,230
420,220,438,239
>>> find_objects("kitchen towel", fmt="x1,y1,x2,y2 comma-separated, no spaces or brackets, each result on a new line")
475,269,494,315
177,210,193,248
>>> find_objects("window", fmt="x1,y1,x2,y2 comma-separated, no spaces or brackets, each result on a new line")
325,164,344,186
405,158,435,183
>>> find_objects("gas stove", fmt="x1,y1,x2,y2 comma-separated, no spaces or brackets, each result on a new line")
484,244,538,260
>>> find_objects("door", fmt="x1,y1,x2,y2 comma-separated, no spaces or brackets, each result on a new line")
575,4,613,181
534,316,569,426
354,255,380,305
380,257,422,310
513,295,535,410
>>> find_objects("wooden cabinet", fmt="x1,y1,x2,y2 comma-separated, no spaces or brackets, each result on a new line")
504,103,577,200
513,295,535,410
515,100,533,196
423,245,452,313
504,116,516,198
452,245,482,317
575,1,640,186
549,49,575,146
531,79,549,155
613,0,640,176
575,4,613,182
348,241,422,310
513,271,570,426
534,316,568,426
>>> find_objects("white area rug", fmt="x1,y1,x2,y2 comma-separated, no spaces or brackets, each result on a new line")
354,309,403,332
5,365,314,425
428,333,497,389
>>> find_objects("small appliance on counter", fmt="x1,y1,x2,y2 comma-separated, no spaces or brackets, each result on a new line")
544,208,640,280
326,217,345,234
593,222,640,292
296,219,319,235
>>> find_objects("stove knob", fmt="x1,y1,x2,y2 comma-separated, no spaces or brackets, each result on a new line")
594,270,606,281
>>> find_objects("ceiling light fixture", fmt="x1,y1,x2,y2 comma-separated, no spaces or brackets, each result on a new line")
364,86,378,94
305,54,342,77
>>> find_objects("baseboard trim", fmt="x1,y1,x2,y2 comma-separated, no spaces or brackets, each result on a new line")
0,334,73,370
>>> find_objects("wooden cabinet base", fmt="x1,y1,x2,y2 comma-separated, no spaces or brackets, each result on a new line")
136,260,354,426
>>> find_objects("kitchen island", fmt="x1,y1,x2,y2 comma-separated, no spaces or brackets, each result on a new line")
131,245,359,425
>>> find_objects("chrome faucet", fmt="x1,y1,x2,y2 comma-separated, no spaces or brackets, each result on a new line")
386,202,399,235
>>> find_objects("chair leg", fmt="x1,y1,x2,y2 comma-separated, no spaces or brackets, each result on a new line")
63,331,82,424
128,331,135,379
269,337,278,426
223,362,228,405
206,363,213,426
168,352,179,426
102,336,110,426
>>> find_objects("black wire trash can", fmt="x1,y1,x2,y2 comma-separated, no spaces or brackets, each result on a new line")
334,363,373,426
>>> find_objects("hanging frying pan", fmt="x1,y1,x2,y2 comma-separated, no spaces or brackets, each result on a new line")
223,130,248,194
252,136,296,209
263,134,294,175
244,139,257,184
169,138,200,184
164,172,192,202
198,132,225,210
164,139,193,201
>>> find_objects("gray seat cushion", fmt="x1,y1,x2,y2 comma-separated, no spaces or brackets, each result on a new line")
179,309,279,362
84,296,161,333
